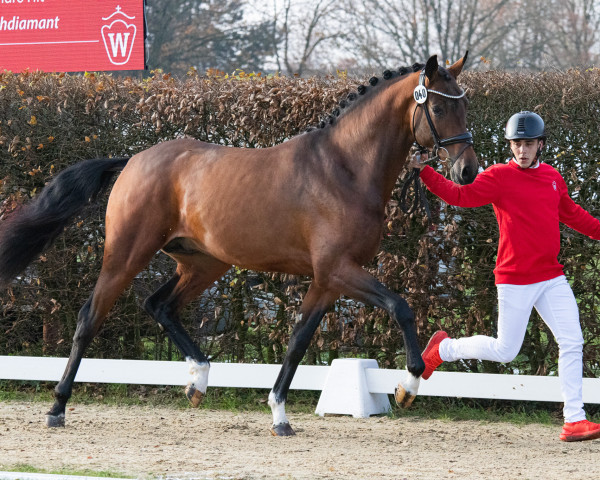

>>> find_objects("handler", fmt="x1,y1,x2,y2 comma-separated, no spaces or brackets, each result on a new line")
410,111,600,442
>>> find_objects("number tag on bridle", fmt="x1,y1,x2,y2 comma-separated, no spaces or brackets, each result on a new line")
413,85,428,104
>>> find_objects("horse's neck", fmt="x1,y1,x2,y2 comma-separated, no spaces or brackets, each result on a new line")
326,89,414,204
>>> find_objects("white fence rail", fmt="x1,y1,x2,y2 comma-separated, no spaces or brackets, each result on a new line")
2,356,600,418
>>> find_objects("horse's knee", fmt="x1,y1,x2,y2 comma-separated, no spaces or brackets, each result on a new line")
286,319,318,362
391,298,415,328
387,298,423,374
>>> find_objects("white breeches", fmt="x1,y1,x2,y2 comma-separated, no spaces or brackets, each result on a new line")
438,275,585,422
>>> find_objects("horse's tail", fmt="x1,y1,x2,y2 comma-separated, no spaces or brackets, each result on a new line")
0,157,130,289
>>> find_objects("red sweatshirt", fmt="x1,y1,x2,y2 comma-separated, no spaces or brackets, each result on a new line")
420,161,600,285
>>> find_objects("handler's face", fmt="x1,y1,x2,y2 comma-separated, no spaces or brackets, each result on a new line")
510,139,543,168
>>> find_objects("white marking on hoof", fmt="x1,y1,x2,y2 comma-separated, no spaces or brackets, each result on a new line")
395,372,421,408
402,372,421,396
268,390,289,427
186,357,210,394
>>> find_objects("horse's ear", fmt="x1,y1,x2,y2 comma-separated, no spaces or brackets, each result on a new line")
424,55,438,81
447,51,469,78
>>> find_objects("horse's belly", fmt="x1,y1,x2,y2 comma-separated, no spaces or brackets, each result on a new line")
204,233,314,276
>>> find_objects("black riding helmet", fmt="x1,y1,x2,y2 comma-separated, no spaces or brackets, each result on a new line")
505,111,546,163
505,111,546,141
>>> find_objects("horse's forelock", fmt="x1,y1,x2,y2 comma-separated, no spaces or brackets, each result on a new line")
409,62,452,81
438,67,452,81
432,66,464,99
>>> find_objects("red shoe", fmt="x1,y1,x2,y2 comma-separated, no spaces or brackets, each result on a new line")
421,331,449,380
560,420,600,442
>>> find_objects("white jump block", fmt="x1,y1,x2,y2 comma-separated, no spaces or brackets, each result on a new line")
315,358,391,418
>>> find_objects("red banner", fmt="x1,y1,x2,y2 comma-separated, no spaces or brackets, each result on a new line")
0,0,146,73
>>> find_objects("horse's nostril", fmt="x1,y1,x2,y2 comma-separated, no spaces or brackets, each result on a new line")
461,165,476,185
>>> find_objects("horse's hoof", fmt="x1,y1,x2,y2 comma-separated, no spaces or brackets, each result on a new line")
185,384,204,407
45,413,65,428
394,384,416,409
270,422,296,437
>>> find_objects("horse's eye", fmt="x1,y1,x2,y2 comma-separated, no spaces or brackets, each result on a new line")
432,105,444,116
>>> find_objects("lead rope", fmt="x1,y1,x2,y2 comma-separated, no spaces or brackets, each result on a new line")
399,140,472,224
399,155,432,222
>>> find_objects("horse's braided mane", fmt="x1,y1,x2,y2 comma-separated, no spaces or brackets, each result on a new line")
304,63,423,132
304,61,453,133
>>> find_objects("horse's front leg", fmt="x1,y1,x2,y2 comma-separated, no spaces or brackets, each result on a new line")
269,285,337,436
333,261,425,408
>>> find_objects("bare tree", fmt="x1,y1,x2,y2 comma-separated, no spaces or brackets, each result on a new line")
544,0,600,68
481,0,600,70
268,0,347,75
488,0,548,70
339,0,432,69
146,0,275,75
425,0,518,63
145,0,600,76
340,0,517,70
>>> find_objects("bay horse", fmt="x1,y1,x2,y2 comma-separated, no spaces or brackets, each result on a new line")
0,54,478,436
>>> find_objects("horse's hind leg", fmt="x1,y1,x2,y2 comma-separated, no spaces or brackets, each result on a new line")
143,254,231,407
46,265,149,427
269,285,338,436
46,224,167,427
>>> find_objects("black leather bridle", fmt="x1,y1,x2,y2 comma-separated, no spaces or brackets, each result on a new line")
400,69,474,220
412,68,473,162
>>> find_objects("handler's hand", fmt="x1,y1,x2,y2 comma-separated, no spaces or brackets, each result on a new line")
408,151,428,170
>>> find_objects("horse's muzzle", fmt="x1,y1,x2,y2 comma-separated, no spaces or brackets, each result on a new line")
451,162,478,185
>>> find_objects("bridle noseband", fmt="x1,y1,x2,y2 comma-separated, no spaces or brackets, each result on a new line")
412,68,473,162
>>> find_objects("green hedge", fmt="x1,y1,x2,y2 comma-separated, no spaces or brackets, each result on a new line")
1,68,599,377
